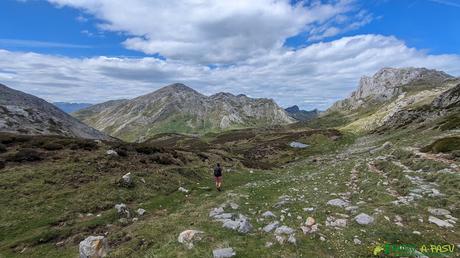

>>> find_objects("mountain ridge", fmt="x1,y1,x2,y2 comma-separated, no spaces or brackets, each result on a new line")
73,83,295,141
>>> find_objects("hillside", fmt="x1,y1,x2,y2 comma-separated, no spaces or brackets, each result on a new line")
0,84,110,140
326,67,459,132
73,83,294,142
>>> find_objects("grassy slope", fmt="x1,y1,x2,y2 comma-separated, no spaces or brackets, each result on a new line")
0,112,459,257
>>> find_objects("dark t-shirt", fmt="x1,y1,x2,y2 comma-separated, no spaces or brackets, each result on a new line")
214,167,222,177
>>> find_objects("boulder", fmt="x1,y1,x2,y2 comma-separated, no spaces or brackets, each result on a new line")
106,150,118,156
306,217,315,226
178,187,189,193
354,213,374,225
121,172,133,187
428,216,454,228
114,203,130,218
274,226,294,235
209,207,224,218
327,199,350,208
136,208,146,216
263,221,279,233
326,216,347,228
213,247,236,258
428,208,450,216
261,211,276,218
177,230,204,249
79,236,109,258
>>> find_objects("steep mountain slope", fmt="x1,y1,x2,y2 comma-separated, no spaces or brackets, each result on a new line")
53,102,93,113
285,105,319,121
73,83,294,141
0,83,110,139
326,67,459,132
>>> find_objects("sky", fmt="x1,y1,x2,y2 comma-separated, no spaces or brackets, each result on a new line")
0,0,459,110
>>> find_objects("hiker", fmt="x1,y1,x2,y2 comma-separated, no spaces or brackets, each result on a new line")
214,163,223,191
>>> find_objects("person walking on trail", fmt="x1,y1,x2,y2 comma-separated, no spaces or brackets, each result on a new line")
214,163,223,191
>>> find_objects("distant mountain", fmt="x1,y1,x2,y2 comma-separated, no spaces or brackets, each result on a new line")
326,67,459,132
73,83,295,142
53,102,93,113
285,105,319,121
0,83,110,140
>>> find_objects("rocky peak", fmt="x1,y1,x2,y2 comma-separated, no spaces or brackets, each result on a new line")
285,105,300,113
330,67,454,111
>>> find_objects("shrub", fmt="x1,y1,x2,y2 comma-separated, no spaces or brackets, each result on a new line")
0,143,7,153
7,148,43,162
0,160,5,170
135,144,162,155
421,137,460,153
69,139,98,151
150,153,177,165
42,142,65,151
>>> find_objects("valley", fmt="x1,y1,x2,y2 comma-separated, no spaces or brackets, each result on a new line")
0,67,458,257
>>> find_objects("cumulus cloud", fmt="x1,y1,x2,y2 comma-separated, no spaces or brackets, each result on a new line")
47,0,368,64
1,35,459,110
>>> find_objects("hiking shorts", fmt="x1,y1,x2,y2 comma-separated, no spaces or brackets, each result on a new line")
214,176,222,183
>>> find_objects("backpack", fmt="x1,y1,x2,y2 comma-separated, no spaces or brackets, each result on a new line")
214,167,222,177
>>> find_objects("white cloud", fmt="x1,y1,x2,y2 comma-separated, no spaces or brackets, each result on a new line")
47,0,369,64
1,34,459,110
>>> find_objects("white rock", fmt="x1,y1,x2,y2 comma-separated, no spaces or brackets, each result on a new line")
428,216,454,228
178,230,204,249
306,217,316,227
428,208,450,216
178,187,189,193
327,199,350,208
106,150,118,156
275,226,294,235
354,213,374,225
209,207,224,218
265,242,273,248
79,236,109,258
261,211,276,218
213,247,236,258
114,203,130,218
319,236,326,241
121,172,132,185
263,221,279,233
412,231,421,235
287,235,297,244
353,238,362,245
136,208,146,216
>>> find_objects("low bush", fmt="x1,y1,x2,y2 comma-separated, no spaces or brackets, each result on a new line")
421,137,460,153
42,142,65,151
69,139,98,151
135,144,163,155
150,153,177,165
0,160,5,169
7,148,43,162
0,143,7,153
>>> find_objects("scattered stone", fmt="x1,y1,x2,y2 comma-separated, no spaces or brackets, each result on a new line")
56,241,65,247
353,238,362,245
289,142,309,148
274,195,291,208
275,226,295,235
327,199,350,208
118,218,128,225
106,150,118,156
428,208,450,216
178,187,189,193
209,207,225,218
303,207,315,212
428,216,454,228
276,235,286,244
326,216,347,228
213,247,236,258
354,213,374,225
222,214,252,234
132,218,138,222
319,236,326,241
121,172,133,186
345,206,359,213
178,230,204,249
114,204,130,218
306,217,315,227
136,208,146,216
413,231,421,235
79,236,109,258
262,211,276,218
229,202,239,210
287,235,297,244
265,242,273,248
263,221,279,233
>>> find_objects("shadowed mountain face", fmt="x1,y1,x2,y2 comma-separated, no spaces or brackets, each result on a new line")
73,83,295,142
0,83,110,140
53,102,93,113
285,105,319,121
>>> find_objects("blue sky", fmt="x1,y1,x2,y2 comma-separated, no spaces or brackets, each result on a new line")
0,0,459,109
